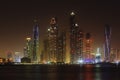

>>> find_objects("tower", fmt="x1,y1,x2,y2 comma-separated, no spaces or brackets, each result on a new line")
57,31,66,63
70,11,84,64
32,21,39,63
48,17,58,63
14,52,21,62
95,48,101,63
76,29,84,63
70,11,77,63
85,33,93,63
104,24,111,62
26,37,32,58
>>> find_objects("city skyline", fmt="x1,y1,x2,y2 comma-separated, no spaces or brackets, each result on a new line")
0,1,120,57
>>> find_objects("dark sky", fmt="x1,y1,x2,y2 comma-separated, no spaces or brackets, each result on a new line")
0,1,120,57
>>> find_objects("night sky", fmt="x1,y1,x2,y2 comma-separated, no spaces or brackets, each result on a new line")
0,1,120,57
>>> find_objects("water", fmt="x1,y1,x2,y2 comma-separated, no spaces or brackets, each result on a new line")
0,64,119,80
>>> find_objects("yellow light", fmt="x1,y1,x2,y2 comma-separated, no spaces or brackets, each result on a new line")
0,59,3,63
26,38,31,41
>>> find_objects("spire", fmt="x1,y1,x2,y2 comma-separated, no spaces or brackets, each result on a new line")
33,17,39,25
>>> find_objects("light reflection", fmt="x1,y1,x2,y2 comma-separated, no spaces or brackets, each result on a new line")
84,72,93,80
95,73,101,80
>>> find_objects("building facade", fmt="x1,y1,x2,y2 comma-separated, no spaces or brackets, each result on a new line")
104,24,111,62
48,17,58,63
32,23,39,63
57,31,66,63
70,12,84,63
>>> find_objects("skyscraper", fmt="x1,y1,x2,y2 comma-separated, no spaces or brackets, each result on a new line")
42,39,49,63
14,52,21,62
57,31,66,63
76,29,84,63
70,12,76,63
69,12,84,64
104,24,111,62
48,17,58,63
32,21,39,63
84,33,93,63
26,37,32,58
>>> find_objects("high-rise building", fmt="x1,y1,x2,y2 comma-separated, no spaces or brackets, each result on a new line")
25,37,32,58
14,52,21,62
42,39,49,63
32,21,39,63
48,17,58,63
110,48,116,62
116,49,120,61
104,24,111,62
95,48,101,63
69,12,84,64
70,12,77,63
76,29,84,63
84,33,93,63
57,31,66,63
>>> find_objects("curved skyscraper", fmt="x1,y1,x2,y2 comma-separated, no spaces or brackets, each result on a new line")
104,24,111,62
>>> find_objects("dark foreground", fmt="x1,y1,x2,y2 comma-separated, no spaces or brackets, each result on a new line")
0,64,120,80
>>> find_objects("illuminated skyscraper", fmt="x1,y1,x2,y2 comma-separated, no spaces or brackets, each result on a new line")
32,21,39,63
70,12,77,63
48,17,58,63
104,24,111,62
95,48,101,63
70,12,84,63
25,37,32,58
57,31,66,63
85,33,92,60
42,39,49,63
76,29,84,63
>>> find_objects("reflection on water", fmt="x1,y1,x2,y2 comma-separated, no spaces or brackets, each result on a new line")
0,65,119,80
95,73,101,80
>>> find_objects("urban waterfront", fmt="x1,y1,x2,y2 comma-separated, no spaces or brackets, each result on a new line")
0,1,120,80
0,64,120,80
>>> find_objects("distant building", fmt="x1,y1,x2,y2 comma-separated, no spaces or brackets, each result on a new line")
69,12,84,64
57,31,66,63
6,51,13,62
23,37,32,59
21,57,31,63
14,52,21,63
104,24,111,62
0,58,6,64
95,48,101,63
32,21,39,63
48,17,58,63
85,33,93,60
42,39,49,63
